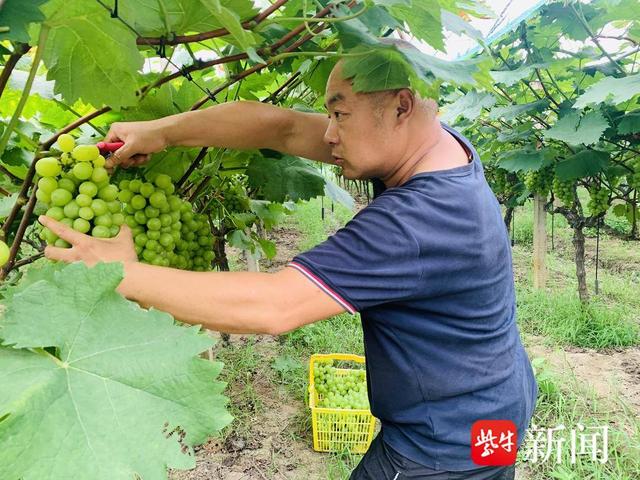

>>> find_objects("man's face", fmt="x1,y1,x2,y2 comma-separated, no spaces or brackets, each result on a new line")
323,63,400,180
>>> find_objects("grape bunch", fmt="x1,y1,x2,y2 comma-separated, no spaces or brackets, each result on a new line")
587,185,610,216
222,181,250,213
313,360,369,410
118,175,215,270
627,158,640,190
36,134,123,247
552,177,575,207
524,166,553,196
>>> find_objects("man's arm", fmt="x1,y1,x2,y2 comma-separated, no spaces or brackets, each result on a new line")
117,263,345,335
106,101,334,166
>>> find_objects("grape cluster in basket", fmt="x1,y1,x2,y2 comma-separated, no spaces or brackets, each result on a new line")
314,360,369,410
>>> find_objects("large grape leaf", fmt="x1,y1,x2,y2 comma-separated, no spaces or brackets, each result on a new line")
487,99,549,122
0,0,47,42
38,0,144,109
0,262,232,480
498,147,553,172
389,0,444,52
440,91,495,124
617,112,640,135
341,47,412,93
246,155,325,202
554,150,610,181
490,64,548,87
574,74,640,109
544,110,609,146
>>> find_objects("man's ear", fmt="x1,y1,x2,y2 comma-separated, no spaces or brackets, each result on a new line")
396,89,415,121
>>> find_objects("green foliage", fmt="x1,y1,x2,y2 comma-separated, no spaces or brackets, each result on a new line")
544,110,609,146
38,0,144,108
0,262,231,480
246,154,325,203
0,0,47,42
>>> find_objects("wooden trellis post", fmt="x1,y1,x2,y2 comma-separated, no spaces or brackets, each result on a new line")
532,194,547,289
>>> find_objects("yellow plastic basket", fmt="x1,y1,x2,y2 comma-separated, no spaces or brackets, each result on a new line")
308,353,377,454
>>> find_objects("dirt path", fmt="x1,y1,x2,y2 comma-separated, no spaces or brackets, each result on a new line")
526,335,640,417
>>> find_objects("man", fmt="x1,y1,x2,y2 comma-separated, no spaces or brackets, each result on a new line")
40,56,537,479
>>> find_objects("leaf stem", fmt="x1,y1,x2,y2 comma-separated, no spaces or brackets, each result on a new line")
0,43,30,100
0,26,49,159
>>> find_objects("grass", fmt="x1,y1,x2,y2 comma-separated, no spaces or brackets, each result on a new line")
516,287,639,348
520,357,640,479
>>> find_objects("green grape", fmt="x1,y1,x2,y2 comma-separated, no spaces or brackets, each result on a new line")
159,233,173,247
72,144,99,162
75,194,92,207
154,174,172,190
135,233,148,247
128,179,142,193
63,201,80,219
149,191,166,209
112,213,125,225
51,189,73,207
91,199,108,216
40,226,58,244
107,200,121,214
99,185,119,202
146,239,159,251
79,181,98,198
134,244,143,256
60,218,74,228
73,162,93,180
159,213,172,227
57,178,76,193
78,206,94,220
131,195,147,210
94,214,112,228
144,206,160,218
147,218,161,231
92,225,110,238
73,218,91,233
36,189,51,204
110,225,120,237
162,184,175,195
139,182,155,198
119,180,131,191
168,196,182,212
587,186,609,216
0,240,9,267
35,157,61,177
142,249,156,262
45,207,65,221
125,215,137,228
56,134,75,153
147,230,160,240
118,189,134,203
54,238,71,248
93,155,106,168
91,167,109,184
134,210,147,225
38,177,58,194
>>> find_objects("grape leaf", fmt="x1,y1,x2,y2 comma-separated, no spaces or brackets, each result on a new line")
38,0,144,109
0,262,232,480
440,91,495,124
554,150,610,181
390,0,444,52
0,0,47,42
498,147,553,172
490,64,548,87
618,112,640,135
246,155,325,203
341,46,412,92
487,99,549,122
544,110,609,146
574,74,640,109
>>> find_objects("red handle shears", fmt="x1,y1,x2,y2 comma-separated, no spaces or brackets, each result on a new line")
96,141,124,154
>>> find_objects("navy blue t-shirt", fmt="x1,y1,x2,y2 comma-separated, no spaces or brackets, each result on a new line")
289,124,538,471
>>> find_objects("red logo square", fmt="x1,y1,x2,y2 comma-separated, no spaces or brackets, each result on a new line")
471,420,518,466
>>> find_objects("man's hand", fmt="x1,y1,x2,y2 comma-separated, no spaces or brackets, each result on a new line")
39,216,139,267
104,120,168,169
